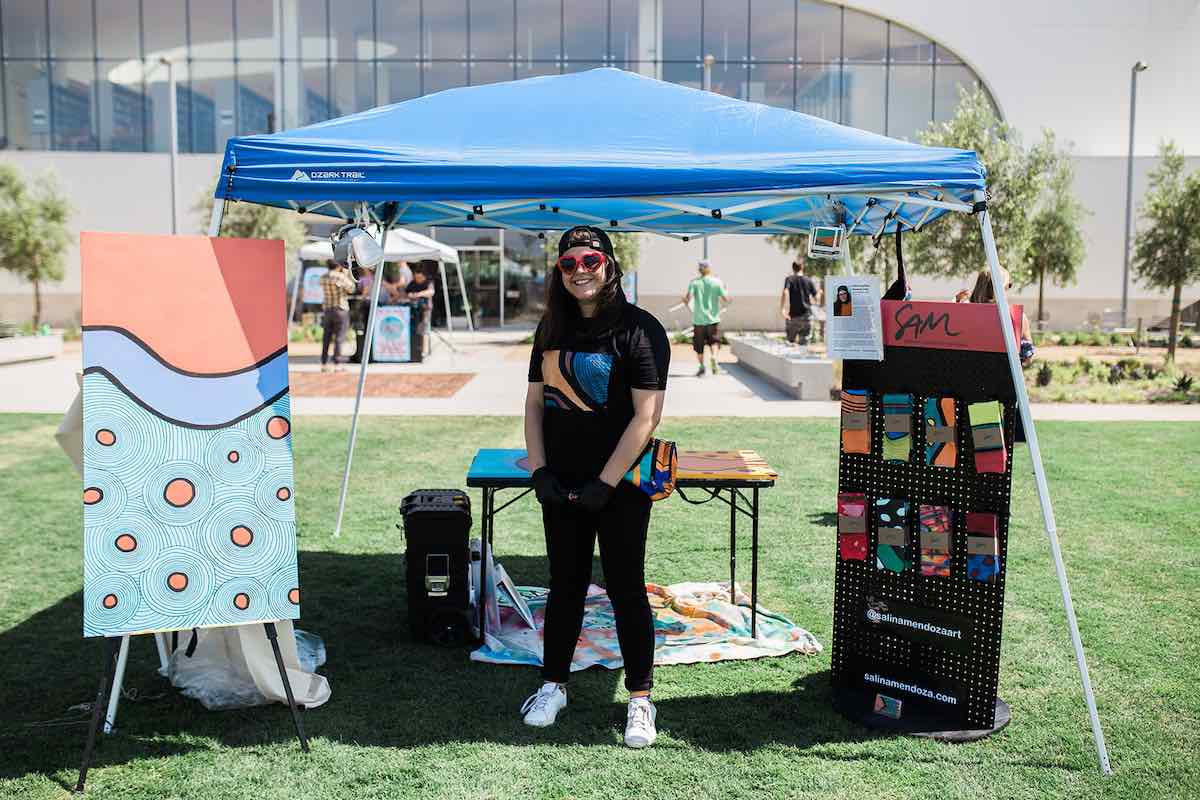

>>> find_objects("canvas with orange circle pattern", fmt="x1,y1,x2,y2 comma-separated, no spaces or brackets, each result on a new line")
79,232,300,637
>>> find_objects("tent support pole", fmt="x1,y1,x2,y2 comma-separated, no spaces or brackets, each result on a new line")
207,200,225,237
975,190,1111,776
333,218,395,537
457,258,474,332
439,260,454,341
286,256,303,328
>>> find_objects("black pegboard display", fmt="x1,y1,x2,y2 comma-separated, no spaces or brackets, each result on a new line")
833,346,1017,731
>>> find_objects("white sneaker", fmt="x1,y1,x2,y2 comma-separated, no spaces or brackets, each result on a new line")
521,682,566,727
624,698,657,748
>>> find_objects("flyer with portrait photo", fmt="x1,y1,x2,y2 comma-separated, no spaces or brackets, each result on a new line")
825,276,883,361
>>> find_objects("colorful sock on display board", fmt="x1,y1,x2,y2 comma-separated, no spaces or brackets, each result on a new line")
919,504,952,577
923,396,958,467
874,497,910,573
965,511,1001,583
837,491,868,561
840,389,871,455
967,401,1006,473
881,393,913,462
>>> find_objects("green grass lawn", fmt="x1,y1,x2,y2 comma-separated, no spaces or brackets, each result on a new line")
0,414,1197,800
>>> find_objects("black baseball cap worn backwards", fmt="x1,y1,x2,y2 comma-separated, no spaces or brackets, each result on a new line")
559,225,615,257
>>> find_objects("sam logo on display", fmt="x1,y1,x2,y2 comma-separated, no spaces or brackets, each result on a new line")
890,303,962,342
881,300,1022,354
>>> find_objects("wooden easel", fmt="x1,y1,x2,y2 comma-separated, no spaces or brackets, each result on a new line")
74,621,308,794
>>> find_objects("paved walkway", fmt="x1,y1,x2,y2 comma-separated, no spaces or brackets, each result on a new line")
4,331,1199,422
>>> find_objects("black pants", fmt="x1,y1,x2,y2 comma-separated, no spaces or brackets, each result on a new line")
785,314,812,344
540,482,655,693
321,308,349,364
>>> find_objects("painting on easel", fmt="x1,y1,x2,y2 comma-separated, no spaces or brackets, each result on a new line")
80,232,299,638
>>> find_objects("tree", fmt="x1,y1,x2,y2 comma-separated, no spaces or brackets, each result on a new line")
911,86,1064,287
768,233,895,283
770,88,1083,294
0,166,72,327
193,195,308,272
1026,145,1087,324
1131,141,1200,362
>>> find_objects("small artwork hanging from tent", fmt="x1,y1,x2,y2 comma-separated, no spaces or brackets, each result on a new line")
80,232,299,638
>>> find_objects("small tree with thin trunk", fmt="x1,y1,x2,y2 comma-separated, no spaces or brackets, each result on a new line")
1131,141,1200,362
770,87,1082,296
1026,147,1087,325
0,166,72,328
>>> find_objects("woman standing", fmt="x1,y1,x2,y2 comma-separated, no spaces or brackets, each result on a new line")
962,268,1036,366
522,225,670,748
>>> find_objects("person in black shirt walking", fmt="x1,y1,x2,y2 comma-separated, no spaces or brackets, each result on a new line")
780,255,821,345
521,225,670,749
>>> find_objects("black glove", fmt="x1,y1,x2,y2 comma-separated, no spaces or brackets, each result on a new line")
531,467,568,506
575,478,615,513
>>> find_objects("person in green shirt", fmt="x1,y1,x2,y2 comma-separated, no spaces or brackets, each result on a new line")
682,260,730,376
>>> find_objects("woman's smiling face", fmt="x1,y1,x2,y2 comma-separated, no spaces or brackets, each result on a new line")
560,246,608,305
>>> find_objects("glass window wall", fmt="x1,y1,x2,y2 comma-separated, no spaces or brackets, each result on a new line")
2,0,996,153
517,0,561,64
470,0,515,61
49,0,94,59
3,0,48,58
95,0,139,58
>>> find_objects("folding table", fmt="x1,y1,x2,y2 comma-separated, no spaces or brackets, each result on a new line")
465,448,778,639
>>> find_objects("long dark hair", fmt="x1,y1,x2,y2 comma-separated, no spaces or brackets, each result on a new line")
535,255,625,350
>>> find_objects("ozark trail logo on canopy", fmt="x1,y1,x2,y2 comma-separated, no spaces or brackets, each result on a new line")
291,170,367,180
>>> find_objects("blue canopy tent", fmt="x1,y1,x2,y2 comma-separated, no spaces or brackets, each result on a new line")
207,69,1107,772
212,68,983,239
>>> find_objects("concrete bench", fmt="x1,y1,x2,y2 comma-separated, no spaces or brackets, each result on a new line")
729,335,834,401
0,332,64,365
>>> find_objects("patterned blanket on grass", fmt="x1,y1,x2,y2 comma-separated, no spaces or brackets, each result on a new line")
470,581,821,671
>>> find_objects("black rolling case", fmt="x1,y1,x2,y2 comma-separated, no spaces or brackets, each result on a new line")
399,489,475,645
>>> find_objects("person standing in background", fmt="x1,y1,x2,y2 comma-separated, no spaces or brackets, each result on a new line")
682,259,730,376
780,255,821,346
319,258,357,372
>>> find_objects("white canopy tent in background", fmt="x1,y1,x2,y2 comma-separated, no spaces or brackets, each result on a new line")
205,69,1111,774
292,227,473,337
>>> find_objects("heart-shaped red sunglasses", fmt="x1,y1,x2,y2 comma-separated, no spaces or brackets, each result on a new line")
556,250,607,274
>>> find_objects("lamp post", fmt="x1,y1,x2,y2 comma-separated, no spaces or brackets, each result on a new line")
1121,60,1148,327
160,57,180,235
702,54,715,259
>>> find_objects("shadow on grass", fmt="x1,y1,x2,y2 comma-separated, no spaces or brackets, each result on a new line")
807,511,838,528
0,551,869,783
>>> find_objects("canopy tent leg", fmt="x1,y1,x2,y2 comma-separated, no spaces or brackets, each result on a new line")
286,255,303,327
439,261,454,340
456,258,474,332
206,200,225,237
975,190,1111,776
333,222,394,537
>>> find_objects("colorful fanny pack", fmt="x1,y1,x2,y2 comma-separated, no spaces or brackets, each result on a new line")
624,438,678,501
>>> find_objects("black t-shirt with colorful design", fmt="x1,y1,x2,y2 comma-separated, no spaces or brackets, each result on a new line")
528,300,670,483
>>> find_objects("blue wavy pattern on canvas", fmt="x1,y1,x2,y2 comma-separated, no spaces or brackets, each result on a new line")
83,328,289,427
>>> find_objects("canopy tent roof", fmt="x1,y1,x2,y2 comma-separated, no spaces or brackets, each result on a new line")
215,68,985,240
298,227,459,264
